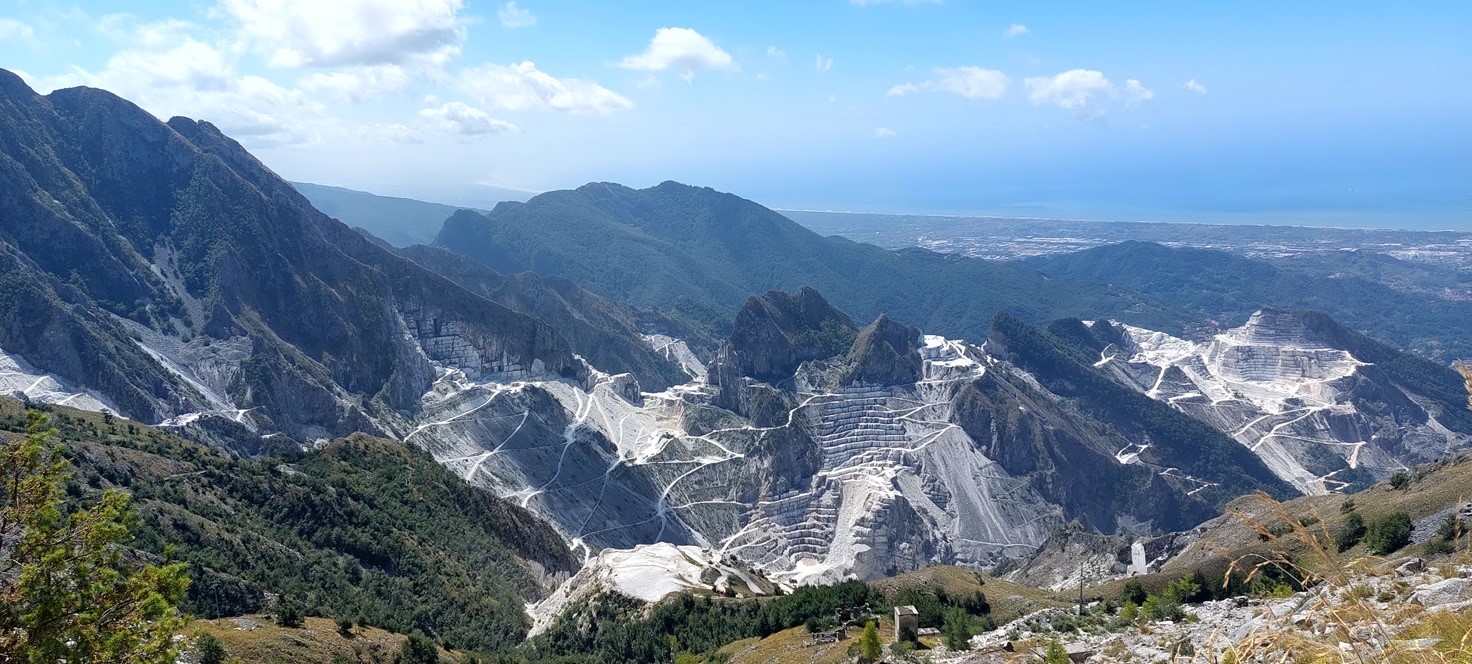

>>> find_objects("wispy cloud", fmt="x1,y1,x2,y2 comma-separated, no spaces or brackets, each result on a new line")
815,53,833,72
873,127,897,138
1184,79,1207,95
419,100,519,136
889,66,1009,100
458,61,632,114
497,1,536,29
1004,23,1028,38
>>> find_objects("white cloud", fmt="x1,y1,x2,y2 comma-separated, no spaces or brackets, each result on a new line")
362,122,425,143
889,66,1009,100
498,1,536,29
215,0,466,68
1184,78,1207,95
0,17,37,44
873,127,897,138
457,61,632,114
1123,78,1154,107
1024,69,1154,117
766,45,786,61
815,54,833,72
1004,23,1028,38
419,101,519,136
617,27,735,76
1024,69,1112,110
31,19,326,147
300,65,412,102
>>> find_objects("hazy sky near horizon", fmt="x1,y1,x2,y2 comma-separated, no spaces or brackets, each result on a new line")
2,1,1469,228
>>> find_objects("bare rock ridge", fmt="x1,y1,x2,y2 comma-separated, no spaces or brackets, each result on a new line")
1080,309,1472,494
0,71,583,444
842,314,923,387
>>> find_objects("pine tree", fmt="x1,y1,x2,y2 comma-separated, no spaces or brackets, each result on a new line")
858,620,881,663
195,632,227,664
1043,640,1070,664
395,632,441,664
0,411,189,663
942,607,972,650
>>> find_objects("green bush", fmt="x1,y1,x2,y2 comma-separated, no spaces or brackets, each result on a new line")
274,601,304,628
1337,512,1366,552
1121,580,1147,605
194,633,226,664
942,607,972,651
1364,512,1414,555
1389,472,1411,490
395,632,440,664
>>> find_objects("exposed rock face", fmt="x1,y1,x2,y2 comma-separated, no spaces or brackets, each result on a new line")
842,315,923,386
1090,310,1472,494
405,291,1276,588
712,287,855,384
0,71,583,445
707,287,855,415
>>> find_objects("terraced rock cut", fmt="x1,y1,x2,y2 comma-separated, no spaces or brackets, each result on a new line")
395,292,1274,602
1092,310,1472,494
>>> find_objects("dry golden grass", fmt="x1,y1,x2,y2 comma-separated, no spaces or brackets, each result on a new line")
185,615,460,664
720,617,897,664
1190,494,1472,664
872,565,1070,622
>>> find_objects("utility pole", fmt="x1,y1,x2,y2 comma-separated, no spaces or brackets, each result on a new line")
1078,562,1085,616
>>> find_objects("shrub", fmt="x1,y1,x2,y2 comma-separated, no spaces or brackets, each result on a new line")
1141,594,1183,622
858,621,881,663
1389,472,1411,490
336,615,354,637
274,601,304,628
942,607,972,651
1435,514,1466,542
1364,512,1414,555
1336,512,1366,552
1424,540,1454,556
194,633,226,664
395,632,440,664
1043,640,1070,664
1121,580,1148,605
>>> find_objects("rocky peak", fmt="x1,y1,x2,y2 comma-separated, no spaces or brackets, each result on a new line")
1226,308,1342,349
708,286,855,386
840,313,923,386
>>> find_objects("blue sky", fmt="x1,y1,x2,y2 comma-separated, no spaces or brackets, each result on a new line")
2,1,1469,228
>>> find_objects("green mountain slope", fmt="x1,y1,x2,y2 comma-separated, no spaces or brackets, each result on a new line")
432,182,1180,347
2,398,576,654
291,181,479,248
1024,241,1472,361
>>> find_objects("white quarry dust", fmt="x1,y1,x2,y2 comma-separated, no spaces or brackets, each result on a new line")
1108,312,1391,494
0,346,118,414
408,331,1059,609
527,542,761,636
645,334,708,382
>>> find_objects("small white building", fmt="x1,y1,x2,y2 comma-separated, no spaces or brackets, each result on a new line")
894,605,919,642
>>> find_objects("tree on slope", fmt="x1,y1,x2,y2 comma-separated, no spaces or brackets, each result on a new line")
0,411,189,662
857,620,881,663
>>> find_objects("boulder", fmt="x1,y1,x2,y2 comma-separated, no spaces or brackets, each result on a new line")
1408,578,1471,606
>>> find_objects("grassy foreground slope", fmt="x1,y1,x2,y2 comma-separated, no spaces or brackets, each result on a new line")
0,398,576,655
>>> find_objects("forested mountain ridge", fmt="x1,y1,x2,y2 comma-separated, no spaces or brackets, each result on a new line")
0,398,575,654
1024,240,1472,361
432,181,1182,347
